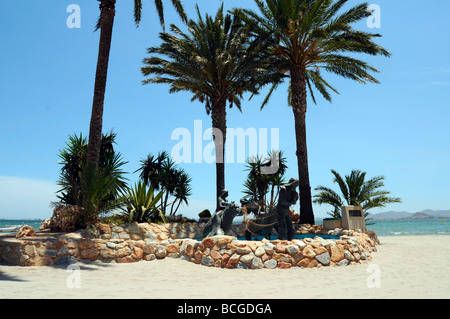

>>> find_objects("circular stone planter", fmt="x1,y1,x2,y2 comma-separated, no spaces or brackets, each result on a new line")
323,218,342,230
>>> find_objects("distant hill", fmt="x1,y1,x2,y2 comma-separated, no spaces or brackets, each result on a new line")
407,212,434,219
367,211,412,220
367,209,450,220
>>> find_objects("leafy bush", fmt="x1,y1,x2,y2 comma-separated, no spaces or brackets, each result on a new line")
55,131,128,229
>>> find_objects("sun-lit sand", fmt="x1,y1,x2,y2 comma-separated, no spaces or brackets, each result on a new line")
1,235,449,299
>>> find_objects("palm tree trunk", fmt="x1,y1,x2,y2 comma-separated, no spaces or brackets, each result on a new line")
211,99,227,211
163,189,170,215
290,66,315,225
173,199,183,216
86,0,116,167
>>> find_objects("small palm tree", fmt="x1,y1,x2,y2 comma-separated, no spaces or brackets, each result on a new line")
137,151,192,216
87,0,187,167
141,4,282,210
171,169,193,216
242,150,288,212
313,169,401,219
137,150,169,190
236,0,391,225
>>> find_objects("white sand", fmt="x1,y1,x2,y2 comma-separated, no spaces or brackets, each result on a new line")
1,235,449,299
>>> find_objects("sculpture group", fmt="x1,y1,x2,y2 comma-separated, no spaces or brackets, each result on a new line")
203,178,299,241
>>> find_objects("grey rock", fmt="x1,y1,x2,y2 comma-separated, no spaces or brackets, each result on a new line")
145,231,158,239
286,245,300,256
155,246,167,259
106,242,117,249
251,257,264,269
201,255,214,267
337,259,349,266
264,259,277,269
236,261,248,269
344,250,354,261
315,252,330,266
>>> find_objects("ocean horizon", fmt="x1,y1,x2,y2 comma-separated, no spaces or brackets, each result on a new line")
1,218,450,237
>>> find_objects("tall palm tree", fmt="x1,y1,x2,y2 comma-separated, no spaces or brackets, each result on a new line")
86,0,188,167
141,4,282,210
237,0,391,224
313,169,401,218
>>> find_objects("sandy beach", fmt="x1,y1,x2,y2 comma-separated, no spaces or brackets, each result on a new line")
1,235,449,299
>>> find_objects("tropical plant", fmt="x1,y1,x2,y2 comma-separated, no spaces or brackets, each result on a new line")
136,151,192,216
86,0,187,167
313,169,402,221
56,131,128,228
236,0,391,224
78,163,127,228
117,181,165,223
242,150,288,213
170,169,193,216
141,4,283,210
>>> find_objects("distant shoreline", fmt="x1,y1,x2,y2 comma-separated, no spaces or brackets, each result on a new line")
0,219,44,221
369,216,450,221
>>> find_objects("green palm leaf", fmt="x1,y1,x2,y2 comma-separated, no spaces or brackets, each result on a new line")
314,169,401,219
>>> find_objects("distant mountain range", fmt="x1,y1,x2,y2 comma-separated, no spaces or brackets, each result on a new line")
367,209,450,220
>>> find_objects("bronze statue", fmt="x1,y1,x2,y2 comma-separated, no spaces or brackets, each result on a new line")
203,189,244,237
243,178,299,241
244,207,278,240
276,177,299,240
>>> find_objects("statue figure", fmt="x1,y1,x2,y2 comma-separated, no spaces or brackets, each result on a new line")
203,189,244,237
276,177,299,240
244,207,278,240
244,178,299,241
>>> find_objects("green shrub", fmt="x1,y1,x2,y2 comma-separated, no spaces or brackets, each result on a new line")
117,181,165,223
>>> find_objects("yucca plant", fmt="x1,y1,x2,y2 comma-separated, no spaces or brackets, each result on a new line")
56,131,128,229
136,151,192,216
242,150,288,213
78,162,127,228
118,181,165,223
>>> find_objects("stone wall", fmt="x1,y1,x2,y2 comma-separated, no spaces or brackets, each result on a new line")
0,222,377,269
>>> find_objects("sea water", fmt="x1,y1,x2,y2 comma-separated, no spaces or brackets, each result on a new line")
0,220,43,233
365,219,450,237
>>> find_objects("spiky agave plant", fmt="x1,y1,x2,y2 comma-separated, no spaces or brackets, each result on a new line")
118,181,165,223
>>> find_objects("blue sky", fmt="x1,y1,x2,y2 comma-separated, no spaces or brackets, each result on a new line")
0,0,449,220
